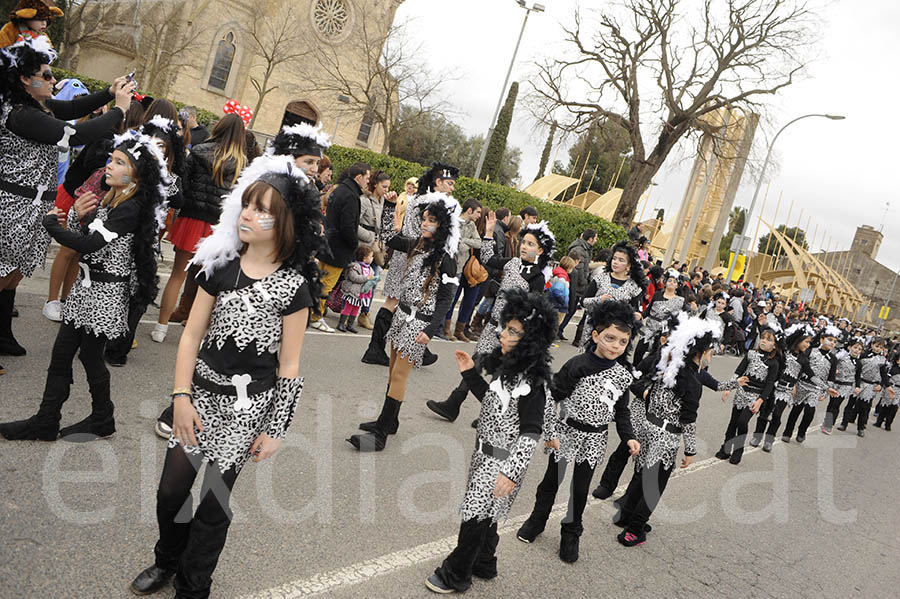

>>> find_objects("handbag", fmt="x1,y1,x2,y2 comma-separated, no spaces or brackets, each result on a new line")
463,255,489,287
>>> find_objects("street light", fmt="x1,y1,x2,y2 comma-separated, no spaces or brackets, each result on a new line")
725,113,845,281
473,0,544,179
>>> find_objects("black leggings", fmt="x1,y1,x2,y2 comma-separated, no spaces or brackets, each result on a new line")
529,457,596,533
783,403,816,439
154,445,239,599
597,437,632,493
104,300,146,362
720,405,754,460
841,397,872,430
753,400,788,439
618,461,673,533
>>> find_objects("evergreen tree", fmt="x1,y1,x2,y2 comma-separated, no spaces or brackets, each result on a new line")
481,81,518,182
534,120,557,181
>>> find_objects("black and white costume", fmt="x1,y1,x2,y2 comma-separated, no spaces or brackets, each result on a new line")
427,289,556,594
381,196,459,368
633,287,684,364
823,342,861,432
752,347,802,447
715,348,779,463
783,330,839,442
615,313,720,546
0,133,168,442
426,222,554,424
840,351,889,433
874,363,900,430
133,155,320,598
579,268,643,351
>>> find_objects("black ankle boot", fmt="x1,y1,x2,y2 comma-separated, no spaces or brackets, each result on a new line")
359,394,400,434
516,515,548,543
345,315,359,334
422,347,438,366
361,308,392,366
130,564,175,595
0,373,71,440
349,396,401,451
426,383,467,423
592,483,614,500
559,522,583,563
336,314,348,332
0,289,25,356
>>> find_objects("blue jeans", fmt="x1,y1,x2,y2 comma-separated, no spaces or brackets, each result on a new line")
446,278,482,325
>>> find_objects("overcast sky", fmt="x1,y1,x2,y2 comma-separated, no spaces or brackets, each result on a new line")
394,0,900,275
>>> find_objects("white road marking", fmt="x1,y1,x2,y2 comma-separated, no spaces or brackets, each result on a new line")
239,428,821,599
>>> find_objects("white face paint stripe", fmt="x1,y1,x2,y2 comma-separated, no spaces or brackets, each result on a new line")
257,216,275,230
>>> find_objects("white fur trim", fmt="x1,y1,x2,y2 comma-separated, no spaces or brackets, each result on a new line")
656,312,722,388
190,155,310,276
823,324,842,339
265,122,332,156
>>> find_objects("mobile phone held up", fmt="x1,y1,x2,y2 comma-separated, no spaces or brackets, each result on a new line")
126,69,138,88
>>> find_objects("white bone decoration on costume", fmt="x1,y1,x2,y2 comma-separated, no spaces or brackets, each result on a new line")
489,376,531,415
231,373,253,413
78,262,91,288
88,219,119,243
56,125,75,151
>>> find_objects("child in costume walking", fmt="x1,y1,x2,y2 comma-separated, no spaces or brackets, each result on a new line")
749,323,813,452
715,325,780,464
782,324,841,443
614,312,721,547
0,131,168,440
822,336,864,434
838,338,889,437
426,213,556,425
873,352,899,430
424,289,557,594
516,300,640,563
348,191,461,452
129,155,321,598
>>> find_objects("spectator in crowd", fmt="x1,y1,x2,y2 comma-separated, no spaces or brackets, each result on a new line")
395,176,418,227
442,198,483,342
550,256,578,328
310,161,369,332
469,207,511,337
356,170,393,329
560,229,596,339
520,206,538,226
180,105,208,148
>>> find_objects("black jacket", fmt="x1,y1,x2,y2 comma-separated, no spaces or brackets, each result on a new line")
177,141,238,223
567,237,593,296
322,178,362,268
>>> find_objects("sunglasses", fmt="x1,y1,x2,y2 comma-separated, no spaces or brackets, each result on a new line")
37,70,54,81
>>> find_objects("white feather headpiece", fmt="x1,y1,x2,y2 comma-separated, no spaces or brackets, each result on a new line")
266,122,331,157
146,115,176,134
190,155,310,276
822,324,843,339
655,312,722,388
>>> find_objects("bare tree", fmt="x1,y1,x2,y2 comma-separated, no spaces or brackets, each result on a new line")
136,2,208,96
308,14,451,154
530,0,815,227
244,0,313,129
56,0,119,69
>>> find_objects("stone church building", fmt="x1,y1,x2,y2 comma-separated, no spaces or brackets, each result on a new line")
67,0,401,149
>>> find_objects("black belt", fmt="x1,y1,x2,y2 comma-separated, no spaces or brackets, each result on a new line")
835,380,855,386
398,303,433,322
561,417,606,434
192,372,276,397
0,178,56,202
475,438,509,460
743,385,764,395
361,223,376,232
861,379,880,385
645,411,683,434
83,270,130,284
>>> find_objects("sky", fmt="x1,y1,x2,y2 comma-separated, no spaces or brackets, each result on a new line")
393,0,900,272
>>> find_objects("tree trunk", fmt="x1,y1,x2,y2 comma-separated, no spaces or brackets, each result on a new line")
611,161,656,227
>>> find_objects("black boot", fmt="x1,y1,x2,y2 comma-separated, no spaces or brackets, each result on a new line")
361,307,392,366
359,393,400,434
423,347,438,366
0,289,25,356
572,317,584,348
0,373,70,440
336,314,349,332
345,315,359,334
559,522,583,563
349,396,401,451
130,565,175,595
59,373,116,441
173,510,232,598
426,381,468,423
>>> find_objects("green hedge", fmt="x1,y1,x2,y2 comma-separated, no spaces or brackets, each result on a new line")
50,67,219,126
326,145,626,257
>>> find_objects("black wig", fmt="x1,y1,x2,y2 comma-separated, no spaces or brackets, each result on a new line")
416,161,458,195
589,299,641,336
477,289,557,386
140,115,186,180
0,36,56,108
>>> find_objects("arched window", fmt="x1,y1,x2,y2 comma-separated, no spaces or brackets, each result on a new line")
208,32,235,91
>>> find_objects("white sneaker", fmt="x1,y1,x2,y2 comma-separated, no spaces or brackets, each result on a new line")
150,323,168,343
42,300,63,322
310,319,335,333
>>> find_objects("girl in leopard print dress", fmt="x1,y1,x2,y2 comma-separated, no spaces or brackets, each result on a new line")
425,289,557,594
517,300,641,564
0,132,169,441
348,191,461,452
130,155,322,598
426,216,555,424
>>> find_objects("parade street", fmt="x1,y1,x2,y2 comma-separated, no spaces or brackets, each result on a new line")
1,255,898,599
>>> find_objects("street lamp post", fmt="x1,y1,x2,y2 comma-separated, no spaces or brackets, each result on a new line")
473,0,544,179
725,113,845,281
